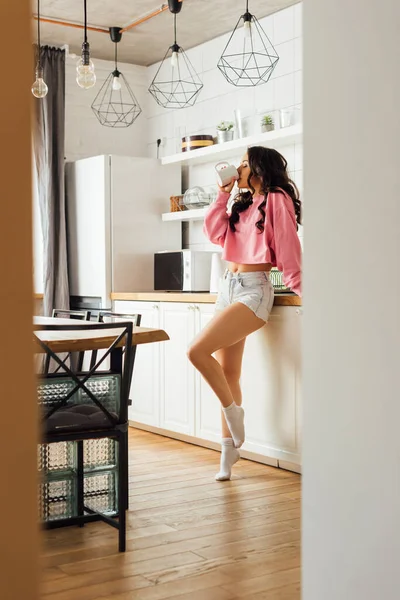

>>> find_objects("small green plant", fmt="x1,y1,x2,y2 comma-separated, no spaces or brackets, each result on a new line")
261,114,274,126
217,121,234,131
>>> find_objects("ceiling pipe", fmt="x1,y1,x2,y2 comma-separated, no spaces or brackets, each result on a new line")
32,15,108,34
120,0,183,33
32,1,184,37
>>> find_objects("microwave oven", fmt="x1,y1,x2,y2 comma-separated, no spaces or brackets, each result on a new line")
154,250,213,292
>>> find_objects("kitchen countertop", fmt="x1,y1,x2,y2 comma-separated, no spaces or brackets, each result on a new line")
111,292,301,307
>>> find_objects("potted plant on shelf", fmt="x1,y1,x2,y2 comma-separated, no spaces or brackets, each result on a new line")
217,121,234,144
261,114,274,133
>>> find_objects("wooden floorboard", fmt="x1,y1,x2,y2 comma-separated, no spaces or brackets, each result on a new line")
41,429,301,600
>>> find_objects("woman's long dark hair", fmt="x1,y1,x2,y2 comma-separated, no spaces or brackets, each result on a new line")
229,146,301,233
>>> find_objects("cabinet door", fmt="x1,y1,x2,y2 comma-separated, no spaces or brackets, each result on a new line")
241,306,302,465
194,304,222,443
160,303,196,436
113,300,161,427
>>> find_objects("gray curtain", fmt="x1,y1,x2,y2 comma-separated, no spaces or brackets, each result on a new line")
33,46,69,316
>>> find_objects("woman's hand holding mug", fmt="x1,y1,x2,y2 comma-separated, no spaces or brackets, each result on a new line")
215,161,239,193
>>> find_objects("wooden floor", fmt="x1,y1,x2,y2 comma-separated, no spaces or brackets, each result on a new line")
40,429,301,600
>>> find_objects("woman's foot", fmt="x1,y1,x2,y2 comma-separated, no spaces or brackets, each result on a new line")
222,402,245,447
215,438,240,481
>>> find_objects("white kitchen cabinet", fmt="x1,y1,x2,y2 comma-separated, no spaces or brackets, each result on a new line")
113,299,302,471
159,302,197,436
114,300,161,427
241,306,302,466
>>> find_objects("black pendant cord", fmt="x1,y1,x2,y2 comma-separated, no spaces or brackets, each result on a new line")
246,0,249,12
174,13,177,45
37,0,41,68
115,42,118,70
84,0,88,43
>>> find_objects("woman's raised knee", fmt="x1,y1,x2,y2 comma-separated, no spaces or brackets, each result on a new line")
187,343,202,366
187,343,213,367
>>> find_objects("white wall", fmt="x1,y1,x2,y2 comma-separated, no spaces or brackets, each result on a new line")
303,0,400,598
145,4,303,252
65,57,149,161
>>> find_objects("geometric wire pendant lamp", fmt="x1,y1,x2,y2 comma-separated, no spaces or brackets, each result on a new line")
91,28,142,127
217,0,279,87
148,0,203,109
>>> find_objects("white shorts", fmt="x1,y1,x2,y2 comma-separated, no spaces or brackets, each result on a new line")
215,270,275,322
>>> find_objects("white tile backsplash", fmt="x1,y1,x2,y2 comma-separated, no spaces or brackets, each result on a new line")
183,221,221,252
294,70,303,105
294,144,303,171
272,40,296,79
200,68,232,102
274,73,296,111
293,170,303,193
294,2,303,38
294,37,303,72
254,81,275,115
148,113,174,144
202,32,231,73
273,6,295,45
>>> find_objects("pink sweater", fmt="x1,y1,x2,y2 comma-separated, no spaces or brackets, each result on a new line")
203,190,302,296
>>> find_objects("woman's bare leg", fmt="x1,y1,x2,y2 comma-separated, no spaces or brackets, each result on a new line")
188,303,264,447
187,303,264,408
215,338,246,438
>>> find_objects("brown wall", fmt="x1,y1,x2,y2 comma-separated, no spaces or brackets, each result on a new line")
0,1,39,598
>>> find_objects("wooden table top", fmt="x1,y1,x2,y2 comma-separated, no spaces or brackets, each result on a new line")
111,291,302,306
34,316,169,353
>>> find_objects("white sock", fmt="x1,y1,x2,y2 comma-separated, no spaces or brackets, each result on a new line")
215,438,240,481
222,402,245,448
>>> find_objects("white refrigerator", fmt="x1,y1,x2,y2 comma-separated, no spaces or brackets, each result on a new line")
65,155,181,309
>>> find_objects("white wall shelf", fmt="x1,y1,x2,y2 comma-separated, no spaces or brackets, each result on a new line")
160,124,302,167
162,207,208,222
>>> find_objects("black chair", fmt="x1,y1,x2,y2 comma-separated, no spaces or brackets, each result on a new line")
95,312,141,392
95,312,142,511
43,309,91,375
52,309,91,320
35,321,133,552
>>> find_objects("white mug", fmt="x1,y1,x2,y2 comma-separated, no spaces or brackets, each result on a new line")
215,161,239,187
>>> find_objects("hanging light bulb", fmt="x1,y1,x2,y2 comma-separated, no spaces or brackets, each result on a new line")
76,57,95,74
32,0,48,98
112,73,122,91
170,12,180,70
171,51,179,69
171,44,179,69
32,66,48,99
243,16,252,39
76,56,96,89
76,69,96,89
76,0,96,89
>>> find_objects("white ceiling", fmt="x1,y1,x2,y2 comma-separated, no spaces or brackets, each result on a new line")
35,0,299,66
